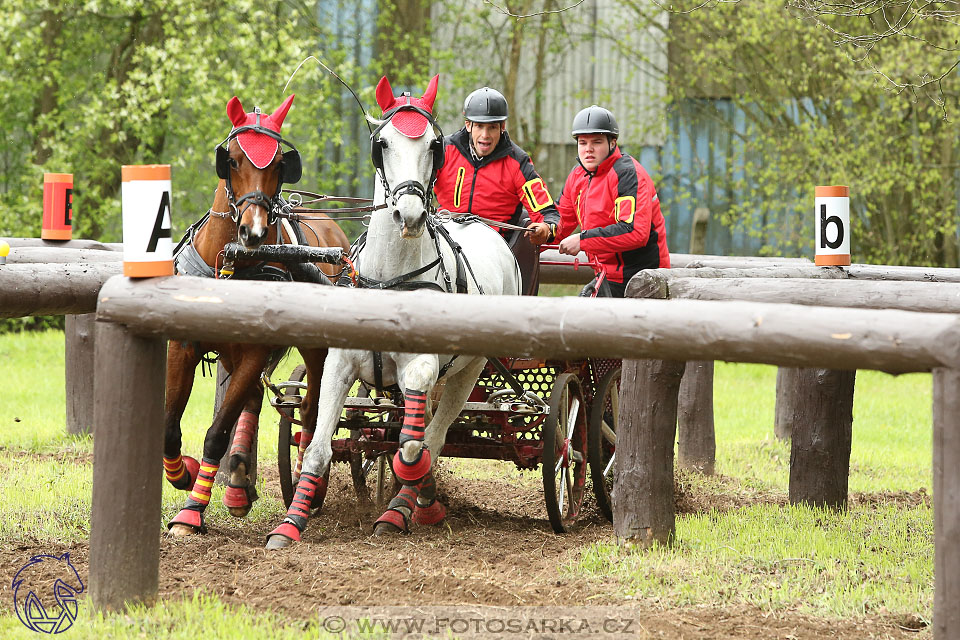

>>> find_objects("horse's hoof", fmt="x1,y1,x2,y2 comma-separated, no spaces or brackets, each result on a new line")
373,509,409,535
373,522,404,536
167,507,205,535
265,521,301,549
223,486,252,517
265,534,294,550
412,500,446,526
168,524,199,537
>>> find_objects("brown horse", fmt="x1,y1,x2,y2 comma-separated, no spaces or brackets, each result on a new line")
163,95,350,536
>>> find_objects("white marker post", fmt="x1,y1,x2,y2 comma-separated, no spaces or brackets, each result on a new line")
121,165,174,277
814,185,850,266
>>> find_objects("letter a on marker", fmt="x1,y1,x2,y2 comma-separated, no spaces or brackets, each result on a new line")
147,191,172,252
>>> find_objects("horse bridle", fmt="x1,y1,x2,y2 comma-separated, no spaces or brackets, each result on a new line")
214,107,303,224
369,102,445,210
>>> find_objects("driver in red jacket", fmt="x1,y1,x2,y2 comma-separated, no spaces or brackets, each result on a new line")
434,87,559,295
556,105,670,297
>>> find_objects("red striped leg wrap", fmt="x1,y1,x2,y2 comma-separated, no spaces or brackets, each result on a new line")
375,485,418,533
412,473,445,525
399,390,427,446
188,459,220,507
283,472,326,531
295,430,314,478
229,410,258,459
413,499,446,525
394,389,431,483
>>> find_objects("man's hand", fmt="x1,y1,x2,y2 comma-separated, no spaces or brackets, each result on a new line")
558,233,581,255
525,222,551,245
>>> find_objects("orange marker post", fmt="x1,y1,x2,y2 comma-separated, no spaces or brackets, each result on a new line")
814,185,850,266
121,165,174,277
42,173,74,240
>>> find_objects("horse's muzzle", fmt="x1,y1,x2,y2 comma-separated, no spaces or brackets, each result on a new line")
238,223,269,249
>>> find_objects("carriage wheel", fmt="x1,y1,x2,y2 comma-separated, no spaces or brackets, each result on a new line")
541,372,588,533
588,367,620,522
277,365,326,510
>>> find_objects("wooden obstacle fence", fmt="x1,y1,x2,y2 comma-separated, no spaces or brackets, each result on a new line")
628,271,960,510
633,265,960,473
1,239,121,436
92,275,959,639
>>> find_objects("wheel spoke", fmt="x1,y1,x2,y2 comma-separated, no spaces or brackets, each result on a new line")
565,397,580,439
603,452,616,477
554,456,564,474
601,420,616,444
610,383,619,424
558,464,567,513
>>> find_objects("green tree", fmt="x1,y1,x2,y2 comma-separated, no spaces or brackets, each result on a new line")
609,0,959,266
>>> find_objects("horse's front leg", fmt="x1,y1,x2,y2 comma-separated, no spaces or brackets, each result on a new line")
162,341,202,491
168,346,270,536
372,354,442,535
265,349,360,549
412,357,487,527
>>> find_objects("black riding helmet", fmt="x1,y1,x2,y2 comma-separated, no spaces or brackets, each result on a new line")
571,105,619,138
463,87,508,123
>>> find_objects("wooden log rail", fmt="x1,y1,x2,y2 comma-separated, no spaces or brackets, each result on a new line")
0,263,122,317
538,251,812,285
91,275,959,637
635,266,960,470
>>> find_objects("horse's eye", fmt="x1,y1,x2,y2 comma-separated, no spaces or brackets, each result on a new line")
229,158,239,169
379,140,388,150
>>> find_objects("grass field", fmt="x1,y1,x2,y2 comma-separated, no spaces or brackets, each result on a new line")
0,329,935,637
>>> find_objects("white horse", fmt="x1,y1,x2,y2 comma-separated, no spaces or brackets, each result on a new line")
266,75,520,548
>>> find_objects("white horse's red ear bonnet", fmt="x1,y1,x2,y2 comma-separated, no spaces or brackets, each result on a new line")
375,75,439,138
225,95,295,168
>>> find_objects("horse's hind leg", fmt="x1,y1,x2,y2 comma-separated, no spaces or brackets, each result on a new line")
163,341,202,491
222,383,265,518
294,347,328,507
169,347,270,535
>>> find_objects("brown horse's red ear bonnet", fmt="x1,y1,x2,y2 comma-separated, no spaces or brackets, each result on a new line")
375,75,439,138
225,94,295,168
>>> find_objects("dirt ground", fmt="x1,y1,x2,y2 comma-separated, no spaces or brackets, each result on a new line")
0,460,928,639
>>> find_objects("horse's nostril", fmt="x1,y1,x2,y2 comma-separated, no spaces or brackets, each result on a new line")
239,226,249,242
392,211,403,227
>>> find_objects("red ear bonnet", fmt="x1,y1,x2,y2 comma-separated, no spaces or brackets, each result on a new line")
226,94,296,169
376,74,440,138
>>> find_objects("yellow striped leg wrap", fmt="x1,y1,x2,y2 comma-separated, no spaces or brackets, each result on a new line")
188,460,220,506
163,455,186,484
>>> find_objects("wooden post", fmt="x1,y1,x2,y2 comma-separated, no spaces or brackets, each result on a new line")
614,357,686,547
677,360,715,474
89,321,166,611
64,314,96,436
933,367,960,640
774,367,801,440
788,368,855,509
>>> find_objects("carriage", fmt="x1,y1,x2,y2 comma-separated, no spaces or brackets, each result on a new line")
268,243,622,533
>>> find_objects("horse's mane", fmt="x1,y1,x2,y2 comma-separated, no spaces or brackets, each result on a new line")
366,114,384,128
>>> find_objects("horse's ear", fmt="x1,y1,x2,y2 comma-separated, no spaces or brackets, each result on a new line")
376,76,395,113
227,97,247,127
422,74,439,112
271,94,295,129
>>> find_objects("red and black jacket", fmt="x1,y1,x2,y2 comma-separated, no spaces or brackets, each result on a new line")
556,146,670,284
435,128,559,230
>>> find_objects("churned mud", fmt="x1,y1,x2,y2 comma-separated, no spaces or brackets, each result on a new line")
0,459,924,639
